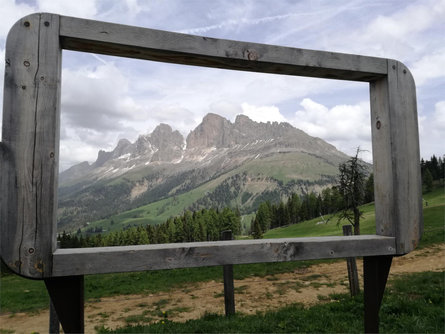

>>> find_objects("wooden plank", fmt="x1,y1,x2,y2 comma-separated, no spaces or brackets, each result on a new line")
387,60,423,253
52,236,396,276
0,13,421,281
0,13,61,278
370,61,423,254
370,75,395,238
59,15,387,82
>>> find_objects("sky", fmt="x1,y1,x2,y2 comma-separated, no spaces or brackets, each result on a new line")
0,0,444,171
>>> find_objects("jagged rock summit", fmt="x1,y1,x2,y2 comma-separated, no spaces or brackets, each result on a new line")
60,113,342,185
58,113,350,230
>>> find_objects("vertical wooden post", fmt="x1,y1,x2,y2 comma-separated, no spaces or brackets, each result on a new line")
45,276,84,334
49,299,60,334
343,225,359,296
221,230,235,316
363,256,392,333
0,13,61,278
49,240,61,334
370,62,422,254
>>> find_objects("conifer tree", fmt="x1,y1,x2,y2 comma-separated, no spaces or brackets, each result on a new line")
423,168,433,193
337,148,367,235
251,218,263,239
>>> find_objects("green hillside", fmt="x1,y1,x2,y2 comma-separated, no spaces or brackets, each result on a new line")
2,184,443,316
72,151,339,235
264,185,444,244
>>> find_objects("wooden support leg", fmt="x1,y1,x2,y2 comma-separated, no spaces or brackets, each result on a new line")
363,256,392,334
49,298,60,334
221,230,235,316
44,275,84,334
223,263,235,316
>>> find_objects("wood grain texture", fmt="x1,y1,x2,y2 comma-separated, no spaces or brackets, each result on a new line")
1,13,422,280
370,60,423,254
52,236,396,276
0,13,61,278
370,75,395,238
386,61,423,253
59,16,387,82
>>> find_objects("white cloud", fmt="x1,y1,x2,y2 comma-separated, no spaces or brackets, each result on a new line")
36,0,97,19
124,0,142,17
293,98,372,161
0,0,35,41
419,101,445,159
241,103,287,124
62,61,141,129
1,1,443,168
179,12,296,35
411,48,445,86
209,100,242,122
320,0,445,67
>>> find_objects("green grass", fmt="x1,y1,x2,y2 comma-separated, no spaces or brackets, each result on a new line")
97,271,444,333
0,261,316,314
264,185,445,240
2,184,443,314
264,202,377,238
0,277,49,313
79,151,342,234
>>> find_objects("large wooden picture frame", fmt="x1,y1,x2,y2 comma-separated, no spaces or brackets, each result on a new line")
1,13,422,333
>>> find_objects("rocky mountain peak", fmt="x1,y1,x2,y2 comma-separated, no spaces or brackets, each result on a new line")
234,114,254,126
186,113,233,148
114,139,132,155
60,112,347,187
151,123,184,149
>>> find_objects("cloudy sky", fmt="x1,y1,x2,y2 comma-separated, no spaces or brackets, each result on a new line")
1,0,444,171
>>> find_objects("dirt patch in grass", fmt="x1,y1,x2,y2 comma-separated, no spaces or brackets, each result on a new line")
1,244,444,333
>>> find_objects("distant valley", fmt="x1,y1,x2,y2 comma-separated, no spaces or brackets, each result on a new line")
58,113,349,233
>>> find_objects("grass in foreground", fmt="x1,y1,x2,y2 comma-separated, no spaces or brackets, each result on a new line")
1,186,444,314
98,271,444,333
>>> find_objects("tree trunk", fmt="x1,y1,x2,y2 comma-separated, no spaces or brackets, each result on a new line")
353,207,361,235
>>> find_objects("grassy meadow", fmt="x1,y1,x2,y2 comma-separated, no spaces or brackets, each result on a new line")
1,183,444,333
73,151,339,235
98,271,444,334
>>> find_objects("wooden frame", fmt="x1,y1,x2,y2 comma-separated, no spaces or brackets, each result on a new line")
1,13,422,280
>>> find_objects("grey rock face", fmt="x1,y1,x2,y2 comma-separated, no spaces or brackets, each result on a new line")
60,113,345,185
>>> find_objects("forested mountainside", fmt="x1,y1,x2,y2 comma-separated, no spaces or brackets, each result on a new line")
58,113,349,232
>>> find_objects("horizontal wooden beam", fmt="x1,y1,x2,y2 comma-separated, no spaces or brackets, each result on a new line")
59,15,387,82
52,235,396,276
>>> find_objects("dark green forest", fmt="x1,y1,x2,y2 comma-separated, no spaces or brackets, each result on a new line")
58,155,443,248
59,207,241,248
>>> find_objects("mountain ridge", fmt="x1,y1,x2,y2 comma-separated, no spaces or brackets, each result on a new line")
57,113,348,231
60,113,341,184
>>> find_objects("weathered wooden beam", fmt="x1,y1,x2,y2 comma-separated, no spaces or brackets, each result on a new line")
0,13,422,281
0,13,61,278
52,236,396,276
370,61,423,254
59,15,387,82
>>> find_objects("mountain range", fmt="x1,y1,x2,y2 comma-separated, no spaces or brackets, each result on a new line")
58,113,349,232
